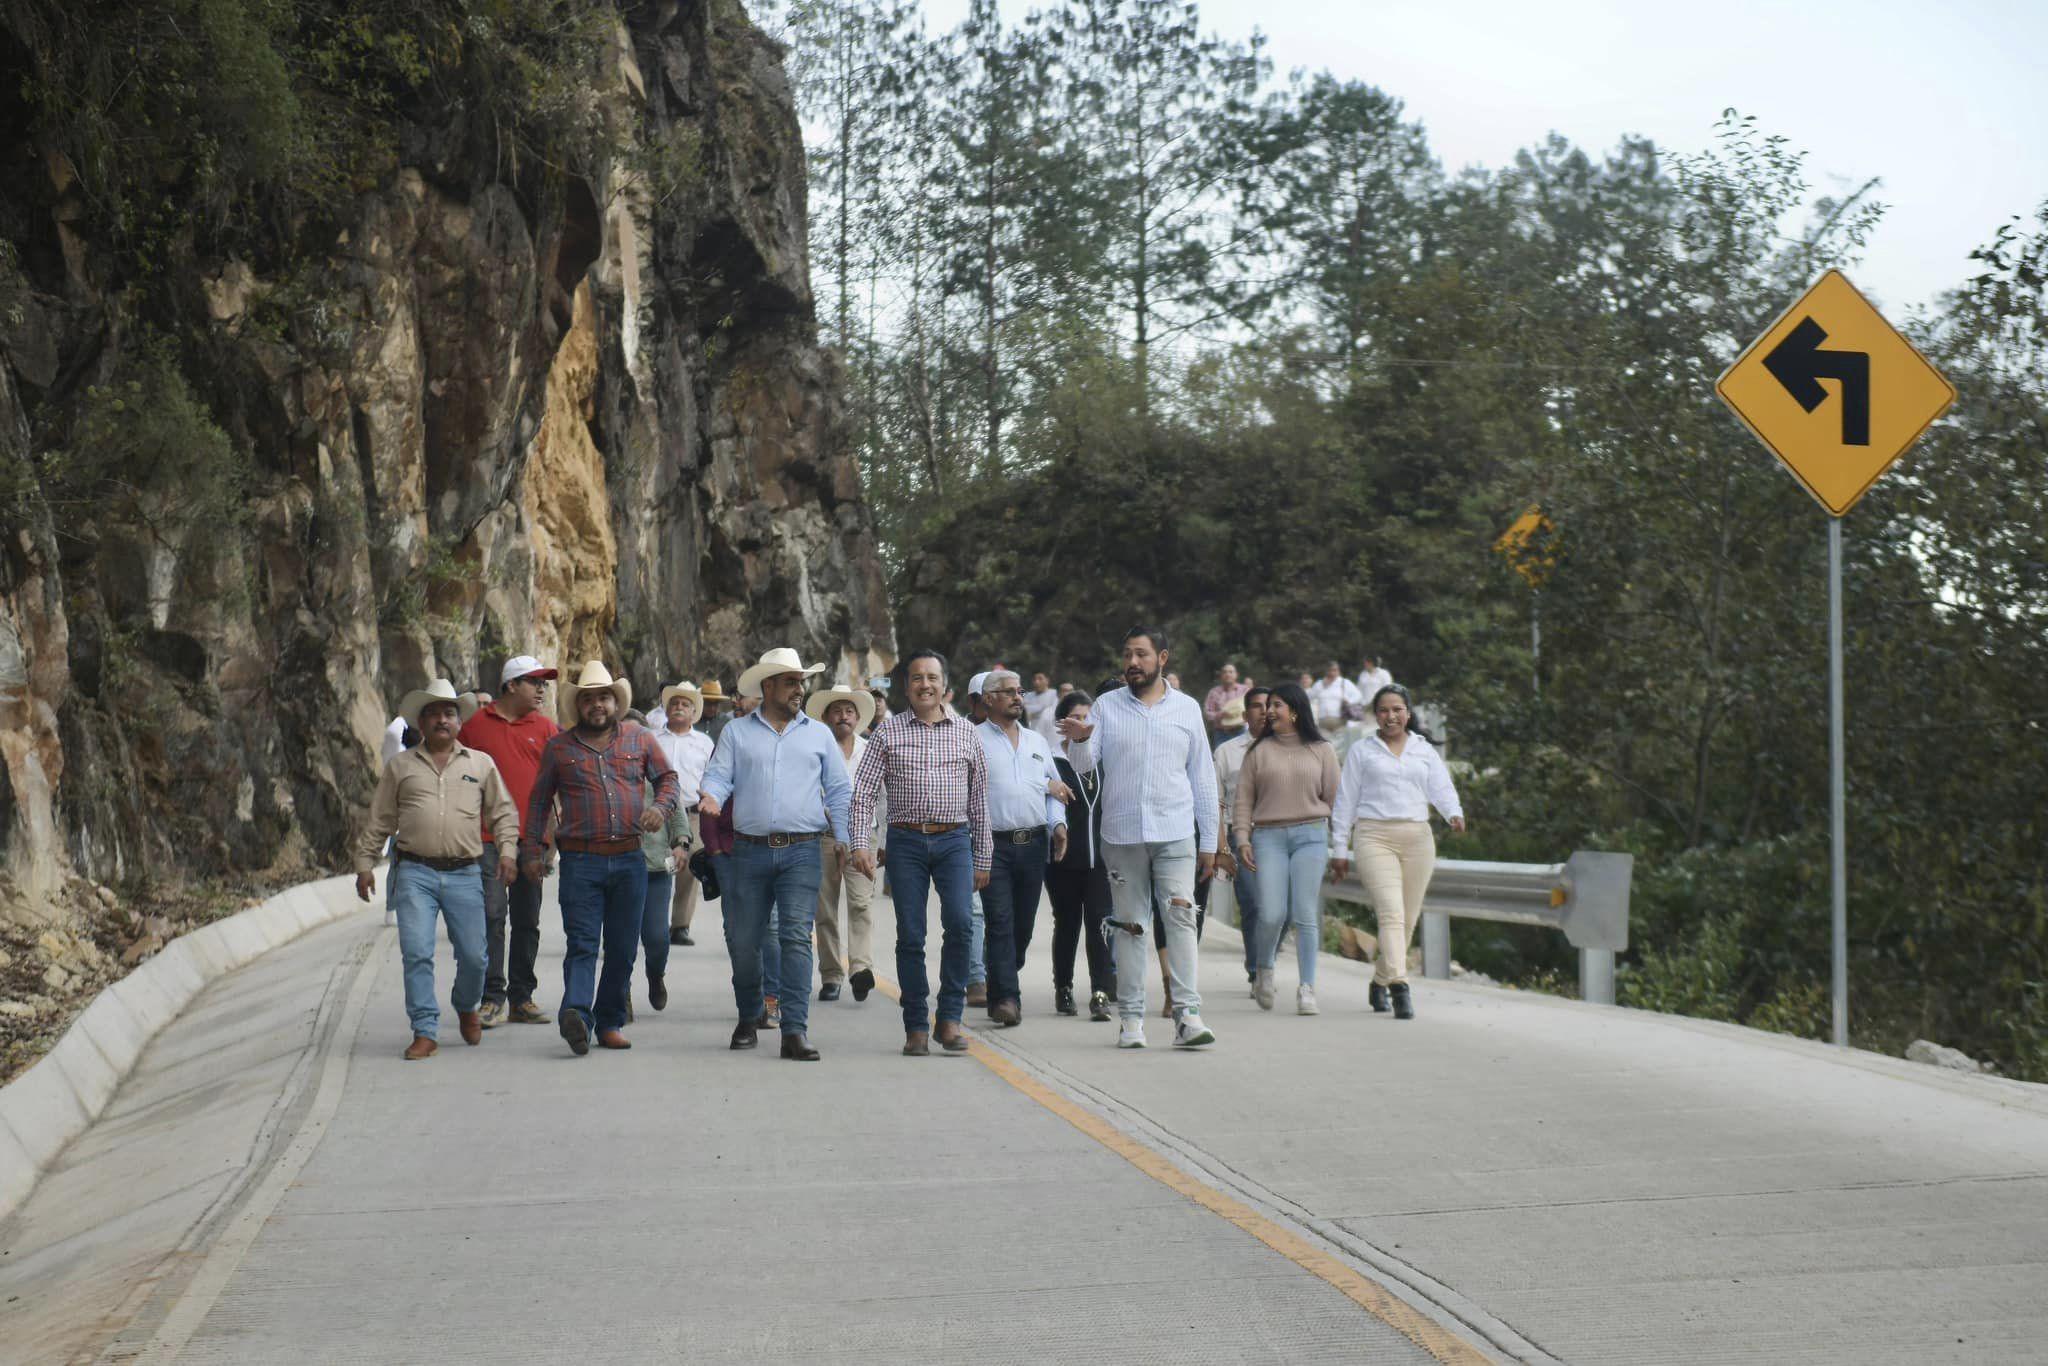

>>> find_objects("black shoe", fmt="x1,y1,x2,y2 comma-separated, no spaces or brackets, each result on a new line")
850,968,875,1002
780,1031,821,1061
1370,983,1391,1014
1088,991,1112,1022
819,981,842,1002
649,975,668,1011
560,1010,590,1057
730,1020,759,1050
1391,983,1414,1020
1055,986,1077,1016
669,926,691,946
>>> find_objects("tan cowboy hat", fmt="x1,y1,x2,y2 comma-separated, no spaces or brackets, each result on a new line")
805,687,876,732
737,647,825,699
660,681,704,713
457,690,484,725
399,679,463,732
561,659,631,722
699,679,727,703
1219,697,1246,726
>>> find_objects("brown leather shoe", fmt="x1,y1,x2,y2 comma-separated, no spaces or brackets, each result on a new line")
780,1031,820,1061
458,1011,483,1045
989,1000,1021,1027
596,1029,632,1050
933,1021,969,1053
403,1035,437,1061
902,1031,930,1056
965,981,988,1008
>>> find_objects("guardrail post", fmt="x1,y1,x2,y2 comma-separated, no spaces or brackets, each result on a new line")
1579,947,1616,1005
1422,912,1451,979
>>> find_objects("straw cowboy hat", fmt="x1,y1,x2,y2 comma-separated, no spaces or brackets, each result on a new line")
561,659,631,720
805,687,876,732
399,679,463,732
699,679,727,704
737,647,825,699
659,681,704,713
457,690,485,725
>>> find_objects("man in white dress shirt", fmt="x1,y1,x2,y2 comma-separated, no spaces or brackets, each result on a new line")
977,670,1068,1027
655,683,717,947
1356,652,1393,704
1022,671,1060,745
1058,626,1219,1050
1308,660,1363,728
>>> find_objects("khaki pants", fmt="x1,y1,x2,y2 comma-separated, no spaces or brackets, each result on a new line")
815,852,875,983
1352,819,1435,986
670,810,701,930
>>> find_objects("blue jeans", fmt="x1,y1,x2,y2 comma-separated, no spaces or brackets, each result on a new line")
1229,826,1262,976
968,890,985,986
557,851,645,1033
641,870,673,980
762,903,780,1005
390,859,487,1039
884,828,975,1032
1253,823,1326,986
982,831,1047,1008
724,840,822,1035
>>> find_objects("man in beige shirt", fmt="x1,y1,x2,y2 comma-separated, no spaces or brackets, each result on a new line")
357,679,520,1059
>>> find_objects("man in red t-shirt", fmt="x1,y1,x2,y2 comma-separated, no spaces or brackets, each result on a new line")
457,654,560,1026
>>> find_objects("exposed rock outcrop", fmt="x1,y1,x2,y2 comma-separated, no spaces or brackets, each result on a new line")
0,2,893,926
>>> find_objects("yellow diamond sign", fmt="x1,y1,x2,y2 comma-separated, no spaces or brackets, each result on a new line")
1716,269,1955,516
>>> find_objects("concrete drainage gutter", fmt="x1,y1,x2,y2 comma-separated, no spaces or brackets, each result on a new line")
0,873,371,1221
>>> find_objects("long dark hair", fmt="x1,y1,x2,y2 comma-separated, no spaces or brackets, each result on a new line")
1370,683,1438,744
1254,682,1327,750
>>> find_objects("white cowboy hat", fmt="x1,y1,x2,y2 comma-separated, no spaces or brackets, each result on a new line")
737,647,825,699
561,659,631,721
399,679,463,732
805,687,876,732
659,681,704,713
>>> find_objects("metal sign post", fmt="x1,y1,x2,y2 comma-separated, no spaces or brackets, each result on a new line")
1716,269,1955,1050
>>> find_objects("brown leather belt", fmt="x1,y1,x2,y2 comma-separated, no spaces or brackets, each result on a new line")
734,831,825,848
396,848,479,872
556,836,641,855
890,821,964,834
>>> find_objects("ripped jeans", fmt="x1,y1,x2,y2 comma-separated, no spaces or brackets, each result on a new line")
1102,838,1201,1021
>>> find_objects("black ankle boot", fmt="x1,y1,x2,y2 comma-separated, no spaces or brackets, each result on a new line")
1055,986,1076,1015
1390,983,1414,1019
1369,983,1390,1013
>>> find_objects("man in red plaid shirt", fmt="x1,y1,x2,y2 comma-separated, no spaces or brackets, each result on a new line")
850,649,990,1056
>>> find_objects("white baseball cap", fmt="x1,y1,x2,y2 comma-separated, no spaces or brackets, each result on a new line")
500,655,559,686
968,671,990,696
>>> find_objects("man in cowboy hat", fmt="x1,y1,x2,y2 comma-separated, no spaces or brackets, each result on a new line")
656,681,716,949
699,647,851,1061
459,654,561,1026
699,679,732,742
521,661,682,1056
863,675,891,736
807,683,882,1003
357,679,521,1059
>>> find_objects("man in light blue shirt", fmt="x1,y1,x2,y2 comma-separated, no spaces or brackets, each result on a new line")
700,648,851,1060
976,670,1068,1026
1060,625,1219,1050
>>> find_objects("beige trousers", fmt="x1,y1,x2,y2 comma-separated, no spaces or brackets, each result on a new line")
1352,819,1436,986
670,811,701,929
814,853,875,983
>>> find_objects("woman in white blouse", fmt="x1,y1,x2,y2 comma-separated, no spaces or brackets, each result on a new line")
1328,685,1465,1019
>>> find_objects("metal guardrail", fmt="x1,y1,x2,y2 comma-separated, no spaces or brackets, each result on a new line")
1321,850,1634,1004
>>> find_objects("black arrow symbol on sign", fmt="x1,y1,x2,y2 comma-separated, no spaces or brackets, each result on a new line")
1763,316,1870,445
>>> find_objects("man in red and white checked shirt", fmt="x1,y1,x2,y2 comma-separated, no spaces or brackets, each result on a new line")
849,649,991,1056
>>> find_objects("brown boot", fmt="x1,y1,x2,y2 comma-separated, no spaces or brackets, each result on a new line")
403,1035,437,1061
965,981,988,1008
903,1031,931,1056
457,1011,482,1045
596,1029,632,1050
933,1020,970,1054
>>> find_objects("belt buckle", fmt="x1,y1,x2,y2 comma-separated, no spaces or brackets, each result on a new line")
768,832,791,849
1010,829,1032,844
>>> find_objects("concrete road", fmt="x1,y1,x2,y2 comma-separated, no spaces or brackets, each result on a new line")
3,877,2045,1365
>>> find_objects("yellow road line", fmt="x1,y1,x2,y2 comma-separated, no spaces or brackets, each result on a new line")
872,976,1490,1364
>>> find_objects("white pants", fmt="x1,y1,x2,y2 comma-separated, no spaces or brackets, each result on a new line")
1102,838,1201,1020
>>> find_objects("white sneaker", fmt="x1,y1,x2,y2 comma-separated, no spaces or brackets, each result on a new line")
1297,984,1319,1015
1118,1019,1147,1049
1173,1013,1216,1048
1254,969,1275,1011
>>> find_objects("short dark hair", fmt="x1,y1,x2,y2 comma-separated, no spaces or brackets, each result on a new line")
903,649,949,684
1123,624,1169,653
1244,686,1272,704
1055,689,1093,720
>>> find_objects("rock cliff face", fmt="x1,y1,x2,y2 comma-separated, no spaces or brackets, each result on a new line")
0,2,893,925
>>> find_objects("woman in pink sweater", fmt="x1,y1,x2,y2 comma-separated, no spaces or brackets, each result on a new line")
1232,683,1340,1014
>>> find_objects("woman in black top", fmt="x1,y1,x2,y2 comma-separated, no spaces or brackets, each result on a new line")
1047,691,1116,1021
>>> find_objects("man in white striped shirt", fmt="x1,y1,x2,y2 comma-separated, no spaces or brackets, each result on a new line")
1058,625,1219,1049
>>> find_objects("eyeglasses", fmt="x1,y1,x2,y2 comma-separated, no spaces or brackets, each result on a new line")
983,687,1021,697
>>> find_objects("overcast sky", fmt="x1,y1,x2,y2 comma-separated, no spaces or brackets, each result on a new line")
916,0,2048,315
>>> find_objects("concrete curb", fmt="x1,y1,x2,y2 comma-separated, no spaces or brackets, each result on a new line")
0,872,373,1222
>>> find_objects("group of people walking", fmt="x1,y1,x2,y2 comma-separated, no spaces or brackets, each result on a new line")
353,626,1463,1063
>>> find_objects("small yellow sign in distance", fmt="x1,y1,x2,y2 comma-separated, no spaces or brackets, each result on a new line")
1494,505,1555,586
1715,269,1955,517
